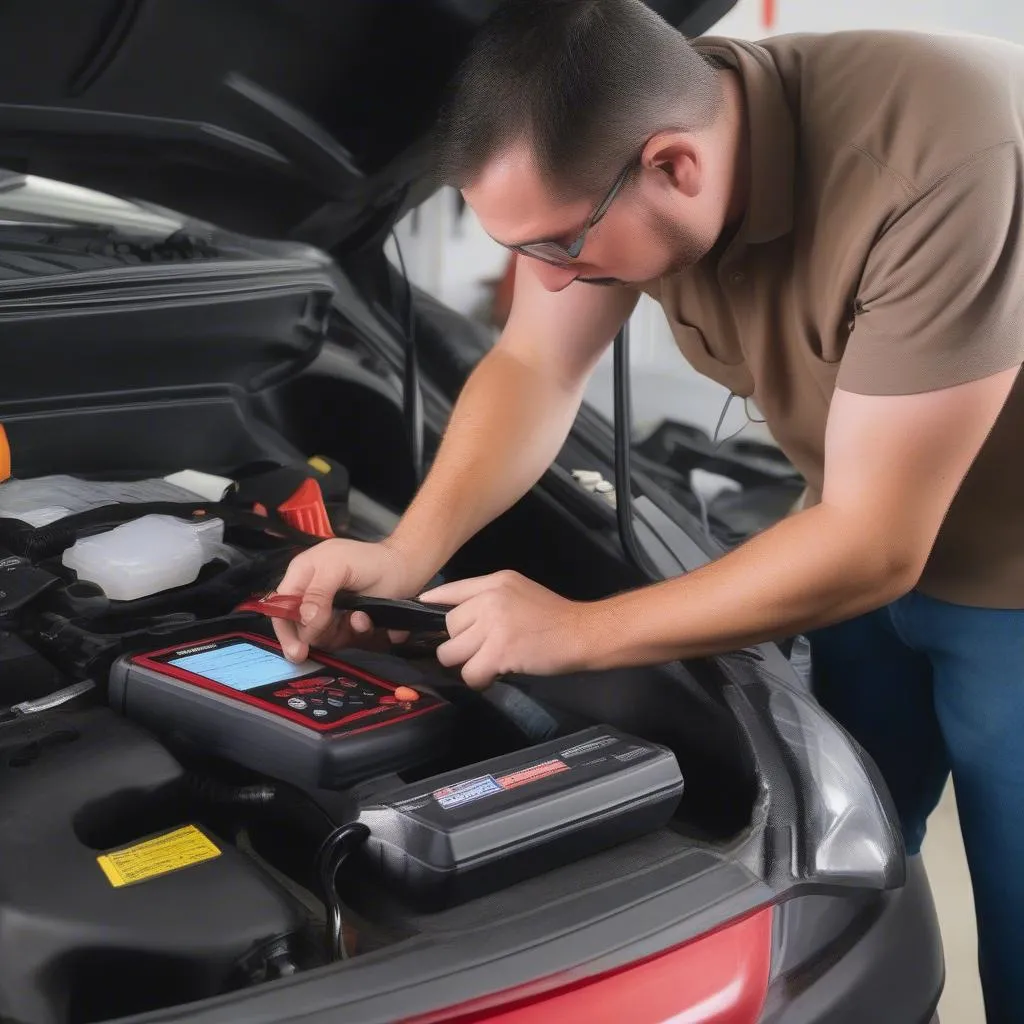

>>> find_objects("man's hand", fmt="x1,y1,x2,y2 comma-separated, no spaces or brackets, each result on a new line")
421,571,589,689
273,538,421,662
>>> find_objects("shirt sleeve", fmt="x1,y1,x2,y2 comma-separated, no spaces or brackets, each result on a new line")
837,142,1024,396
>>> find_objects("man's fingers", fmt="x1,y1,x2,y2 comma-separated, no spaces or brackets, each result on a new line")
444,599,478,639
350,611,373,633
461,650,498,690
436,625,484,669
282,610,352,661
295,565,350,634
273,616,308,663
275,557,315,597
271,560,309,657
420,573,505,606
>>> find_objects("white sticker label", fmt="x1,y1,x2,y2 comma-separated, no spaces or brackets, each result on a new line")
433,775,502,809
560,736,618,759
614,747,648,763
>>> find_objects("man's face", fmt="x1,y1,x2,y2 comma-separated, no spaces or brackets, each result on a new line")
463,144,724,292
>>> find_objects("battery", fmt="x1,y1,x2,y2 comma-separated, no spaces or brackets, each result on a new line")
356,726,684,910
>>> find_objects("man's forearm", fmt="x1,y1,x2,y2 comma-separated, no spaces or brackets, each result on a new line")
388,346,586,587
585,504,919,669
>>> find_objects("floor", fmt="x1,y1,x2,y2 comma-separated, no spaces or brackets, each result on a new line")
922,785,985,1022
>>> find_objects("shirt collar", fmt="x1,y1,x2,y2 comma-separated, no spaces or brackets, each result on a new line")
695,36,796,246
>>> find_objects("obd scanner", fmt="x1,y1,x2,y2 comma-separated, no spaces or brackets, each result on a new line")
109,633,455,789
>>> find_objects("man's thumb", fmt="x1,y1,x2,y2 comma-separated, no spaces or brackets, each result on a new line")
299,565,355,627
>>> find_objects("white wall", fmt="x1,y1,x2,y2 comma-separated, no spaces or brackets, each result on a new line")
387,0,1024,444
714,0,1024,40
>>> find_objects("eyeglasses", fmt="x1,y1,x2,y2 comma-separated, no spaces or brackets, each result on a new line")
508,161,634,267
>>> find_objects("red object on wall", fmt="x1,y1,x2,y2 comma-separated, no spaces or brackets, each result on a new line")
762,0,776,29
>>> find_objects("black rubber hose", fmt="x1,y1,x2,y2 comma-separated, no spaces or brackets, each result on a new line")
315,822,371,961
612,324,663,583
186,777,278,808
391,226,424,484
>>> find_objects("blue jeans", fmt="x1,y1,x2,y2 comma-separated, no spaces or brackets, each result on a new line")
809,592,1024,1024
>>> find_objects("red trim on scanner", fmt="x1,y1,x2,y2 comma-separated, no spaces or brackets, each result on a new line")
401,907,773,1024
131,632,443,736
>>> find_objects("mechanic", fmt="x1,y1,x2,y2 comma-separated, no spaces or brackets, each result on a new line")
276,2,1024,1017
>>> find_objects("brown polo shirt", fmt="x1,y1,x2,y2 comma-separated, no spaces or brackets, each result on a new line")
643,30,1024,608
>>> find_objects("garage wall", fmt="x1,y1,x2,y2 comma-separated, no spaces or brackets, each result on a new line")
716,0,1024,39
388,0,1024,442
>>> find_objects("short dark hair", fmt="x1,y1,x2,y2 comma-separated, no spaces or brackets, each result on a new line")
434,0,723,201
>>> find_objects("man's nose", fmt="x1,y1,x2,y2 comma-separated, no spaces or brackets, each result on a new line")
531,261,580,292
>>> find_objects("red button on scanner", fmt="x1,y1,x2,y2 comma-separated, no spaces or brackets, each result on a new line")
393,686,420,703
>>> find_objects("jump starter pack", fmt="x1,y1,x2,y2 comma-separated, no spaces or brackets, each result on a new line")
357,726,685,909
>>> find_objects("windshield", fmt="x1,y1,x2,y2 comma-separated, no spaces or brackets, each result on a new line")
0,171,187,236
0,169,314,284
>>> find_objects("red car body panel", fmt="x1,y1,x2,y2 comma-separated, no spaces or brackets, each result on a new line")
403,908,774,1024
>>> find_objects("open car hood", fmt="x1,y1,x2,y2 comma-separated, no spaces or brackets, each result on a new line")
0,0,737,249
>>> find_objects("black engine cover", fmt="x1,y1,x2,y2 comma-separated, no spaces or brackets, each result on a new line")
0,708,309,1024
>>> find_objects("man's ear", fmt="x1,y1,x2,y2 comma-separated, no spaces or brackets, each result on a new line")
641,132,702,198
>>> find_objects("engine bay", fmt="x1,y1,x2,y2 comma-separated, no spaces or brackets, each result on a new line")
0,457,695,1024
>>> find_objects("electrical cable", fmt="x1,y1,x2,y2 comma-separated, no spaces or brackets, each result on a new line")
184,774,359,959
712,391,740,448
186,777,278,809
712,393,767,450
612,324,665,583
314,822,370,962
390,228,424,484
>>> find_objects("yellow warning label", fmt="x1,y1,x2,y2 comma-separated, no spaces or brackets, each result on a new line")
97,825,221,888
307,455,332,474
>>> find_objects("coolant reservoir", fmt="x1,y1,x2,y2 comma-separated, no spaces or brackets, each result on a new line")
62,515,229,601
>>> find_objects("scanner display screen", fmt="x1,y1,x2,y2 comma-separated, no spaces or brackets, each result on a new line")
169,642,315,692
